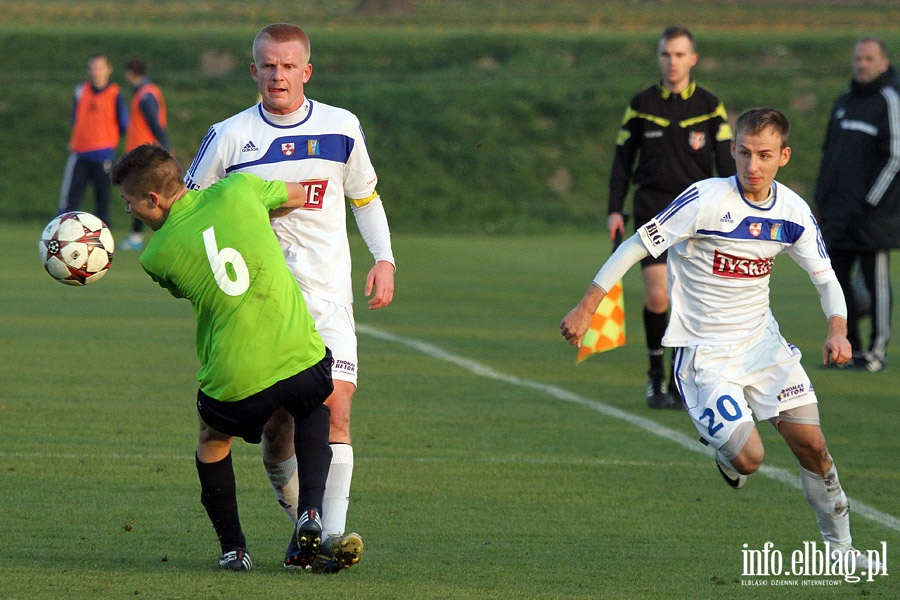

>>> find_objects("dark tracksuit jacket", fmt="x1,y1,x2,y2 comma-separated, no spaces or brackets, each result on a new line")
815,66,900,252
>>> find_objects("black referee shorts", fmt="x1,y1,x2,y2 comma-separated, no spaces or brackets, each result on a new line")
196,350,334,444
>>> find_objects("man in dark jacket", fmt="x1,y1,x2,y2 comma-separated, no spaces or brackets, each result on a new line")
815,37,900,372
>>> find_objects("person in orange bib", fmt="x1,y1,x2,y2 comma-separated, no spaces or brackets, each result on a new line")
58,54,128,225
120,56,170,250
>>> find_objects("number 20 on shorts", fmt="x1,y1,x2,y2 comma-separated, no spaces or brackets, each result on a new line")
699,395,744,438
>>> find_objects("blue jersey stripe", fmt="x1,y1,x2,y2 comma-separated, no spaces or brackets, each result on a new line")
187,126,217,180
224,134,355,174
810,214,830,258
698,218,805,243
656,186,699,225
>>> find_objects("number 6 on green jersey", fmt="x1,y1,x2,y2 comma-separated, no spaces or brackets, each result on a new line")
203,226,249,296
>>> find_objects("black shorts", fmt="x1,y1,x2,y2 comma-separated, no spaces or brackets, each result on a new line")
196,350,334,444
639,246,668,268
633,188,676,268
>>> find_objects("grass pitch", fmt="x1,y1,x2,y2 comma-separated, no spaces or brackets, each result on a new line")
1,223,898,598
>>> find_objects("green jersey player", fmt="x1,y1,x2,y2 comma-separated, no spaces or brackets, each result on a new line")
110,144,334,571
185,22,393,572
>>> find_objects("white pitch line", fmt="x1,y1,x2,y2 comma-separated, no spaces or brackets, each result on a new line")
358,323,900,535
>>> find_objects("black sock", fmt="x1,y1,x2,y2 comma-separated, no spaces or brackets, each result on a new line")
196,452,246,552
644,307,667,373
293,404,333,512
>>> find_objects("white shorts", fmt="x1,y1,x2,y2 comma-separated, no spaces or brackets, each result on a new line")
302,292,358,386
672,323,817,450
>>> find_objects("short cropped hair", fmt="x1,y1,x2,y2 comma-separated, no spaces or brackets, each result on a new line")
110,144,184,200
252,23,311,63
735,108,791,148
856,36,889,59
125,56,148,76
660,26,695,52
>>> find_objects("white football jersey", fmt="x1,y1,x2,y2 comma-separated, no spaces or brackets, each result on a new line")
637,176,837,346
185,99,378,306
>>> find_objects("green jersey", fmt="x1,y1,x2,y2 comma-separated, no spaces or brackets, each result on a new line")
141,173,326,402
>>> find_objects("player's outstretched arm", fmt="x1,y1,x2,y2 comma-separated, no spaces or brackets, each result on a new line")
283,182,310,207
366,260,395,310
822,315,852,366
268,182,310,217
560,284,607,347
560,233,648,346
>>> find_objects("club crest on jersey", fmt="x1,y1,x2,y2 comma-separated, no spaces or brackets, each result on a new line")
769,223,783,241
712,248,774,278
749,222,762,237
281,142,296,156
307,139,321,156
689,131,706,150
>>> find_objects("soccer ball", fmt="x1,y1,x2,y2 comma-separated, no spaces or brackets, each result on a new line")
39,211,114,286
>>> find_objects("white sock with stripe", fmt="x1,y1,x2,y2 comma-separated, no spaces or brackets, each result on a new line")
264,455,299,523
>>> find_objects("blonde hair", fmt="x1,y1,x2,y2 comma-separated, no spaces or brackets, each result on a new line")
252,23,311,63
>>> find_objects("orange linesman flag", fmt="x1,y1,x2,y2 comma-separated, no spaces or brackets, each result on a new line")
576,281,626,363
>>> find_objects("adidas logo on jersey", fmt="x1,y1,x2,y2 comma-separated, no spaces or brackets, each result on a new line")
242,141,259,153
720,212,734,223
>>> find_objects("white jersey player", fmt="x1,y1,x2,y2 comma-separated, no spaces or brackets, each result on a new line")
185,99,392,312
637,176,835,430
561,108,880,570
643,178,834,348
185,23,394,573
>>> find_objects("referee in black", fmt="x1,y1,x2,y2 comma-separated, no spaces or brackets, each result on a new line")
607,26,736,409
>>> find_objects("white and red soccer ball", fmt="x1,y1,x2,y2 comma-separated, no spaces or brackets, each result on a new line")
39,211,114,286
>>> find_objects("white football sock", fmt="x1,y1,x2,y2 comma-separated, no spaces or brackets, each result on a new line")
322,444,354,538
264,455,299,523
800,464,852,548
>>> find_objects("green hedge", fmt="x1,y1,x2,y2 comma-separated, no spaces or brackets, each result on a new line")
2,26,899,233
